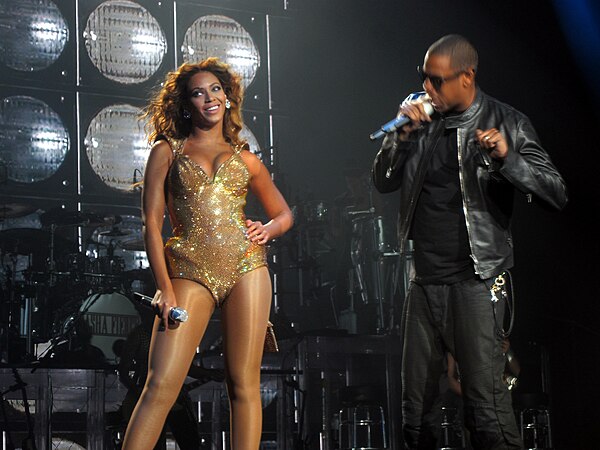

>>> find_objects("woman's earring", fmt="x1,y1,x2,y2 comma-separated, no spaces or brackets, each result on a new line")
183,109,191,119
225,98,231,109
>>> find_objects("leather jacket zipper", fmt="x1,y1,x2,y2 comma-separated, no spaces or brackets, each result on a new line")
398,124,443,254
457,128,480,272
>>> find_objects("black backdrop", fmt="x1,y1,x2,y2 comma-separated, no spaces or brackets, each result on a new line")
274,0,600,448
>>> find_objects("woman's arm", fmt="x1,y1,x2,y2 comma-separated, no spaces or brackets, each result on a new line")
242,150,293,244
141,140,177,320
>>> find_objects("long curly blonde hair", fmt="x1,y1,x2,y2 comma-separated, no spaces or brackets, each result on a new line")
142,58,245,146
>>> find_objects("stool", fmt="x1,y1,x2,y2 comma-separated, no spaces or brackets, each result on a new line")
514,393,553,450
337,385,388,450
438,407,466,450
520,408,552,449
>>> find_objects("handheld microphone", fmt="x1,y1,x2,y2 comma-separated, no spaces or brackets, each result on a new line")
133,291,189,323
369,91,434,141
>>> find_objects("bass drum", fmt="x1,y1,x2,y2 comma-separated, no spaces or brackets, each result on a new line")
77,291,141,364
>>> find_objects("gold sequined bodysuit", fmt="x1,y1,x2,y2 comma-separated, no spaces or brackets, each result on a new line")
163,140,267,305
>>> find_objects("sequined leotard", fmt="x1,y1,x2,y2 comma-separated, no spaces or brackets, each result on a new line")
163,139,267,305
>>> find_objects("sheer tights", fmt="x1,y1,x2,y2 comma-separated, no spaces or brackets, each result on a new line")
122,267,272,450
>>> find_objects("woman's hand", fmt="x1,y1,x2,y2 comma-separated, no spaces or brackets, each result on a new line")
245,219,271,245
151,288,178,327
241,150,294,242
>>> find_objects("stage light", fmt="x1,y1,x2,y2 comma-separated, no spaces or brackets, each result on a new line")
84,103,149,192
0,95,69,183
51,437,85,450
83,0,167,84
0,0,69,72
240,126,262,159
182,14,260,89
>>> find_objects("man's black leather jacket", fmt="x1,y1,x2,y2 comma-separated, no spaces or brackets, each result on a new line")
372,89,568,279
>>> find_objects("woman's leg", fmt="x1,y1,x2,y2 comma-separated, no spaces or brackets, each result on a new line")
122,279,215,449
221,267,272,450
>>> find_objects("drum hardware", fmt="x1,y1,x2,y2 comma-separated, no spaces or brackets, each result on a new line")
0,203,35,220
1,216,143,363
346,185,401,333
350,215,386,309
288,201,338,309
0,227,75,259
39,209,118,229
88,215,146,268
0,368,36,450
38,209,122,285
83,240,126,289
369,215,385,333
75,291,142,363
99,227,130,237
292,200,331,226
349,248,370,305
48,223,58,287
304,201,329,224
0,246,47,362
123,268,153,282
1,255,22,362
120,239,145,252
35,291,108,366
34,220,149,363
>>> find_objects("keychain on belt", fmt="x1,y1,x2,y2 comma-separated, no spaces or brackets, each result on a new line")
489,271,514,338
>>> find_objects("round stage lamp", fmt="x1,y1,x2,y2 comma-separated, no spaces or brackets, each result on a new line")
51,438,85,450
182,15,260,89
0,96,69,183
83,0,167,84
84,104,149,192
239,126,262,160
0,0,69,72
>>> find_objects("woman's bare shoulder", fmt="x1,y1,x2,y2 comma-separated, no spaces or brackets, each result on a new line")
239,148,266,178
149,138,175,164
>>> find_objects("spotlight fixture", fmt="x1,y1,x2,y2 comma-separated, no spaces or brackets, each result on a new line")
182,15,260,89
0,95,69,183
83,0,167,84
84,103,149,192
240,126,262,159
0,0,69,72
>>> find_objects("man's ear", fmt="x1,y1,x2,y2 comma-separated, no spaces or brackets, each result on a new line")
462,68,476,88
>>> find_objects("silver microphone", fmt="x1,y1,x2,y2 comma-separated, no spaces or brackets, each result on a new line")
133,292,189,323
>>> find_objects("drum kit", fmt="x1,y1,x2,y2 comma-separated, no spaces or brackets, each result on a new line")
343,201,412,334
0,204,153,364
284,189,407,334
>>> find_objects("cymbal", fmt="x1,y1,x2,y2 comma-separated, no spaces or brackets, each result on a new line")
99,227,130,237
120,239,145,251
124,268,153,281
40,209,114,228
0,228,76,256
0,203,35,220
187,365,225,382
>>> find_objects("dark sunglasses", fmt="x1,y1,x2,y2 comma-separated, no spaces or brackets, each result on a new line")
417,65,465,91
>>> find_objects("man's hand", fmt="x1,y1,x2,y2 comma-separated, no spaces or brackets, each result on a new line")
397,101,432,141
476,128,508,160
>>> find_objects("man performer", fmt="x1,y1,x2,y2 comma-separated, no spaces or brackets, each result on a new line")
372,34,567,449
